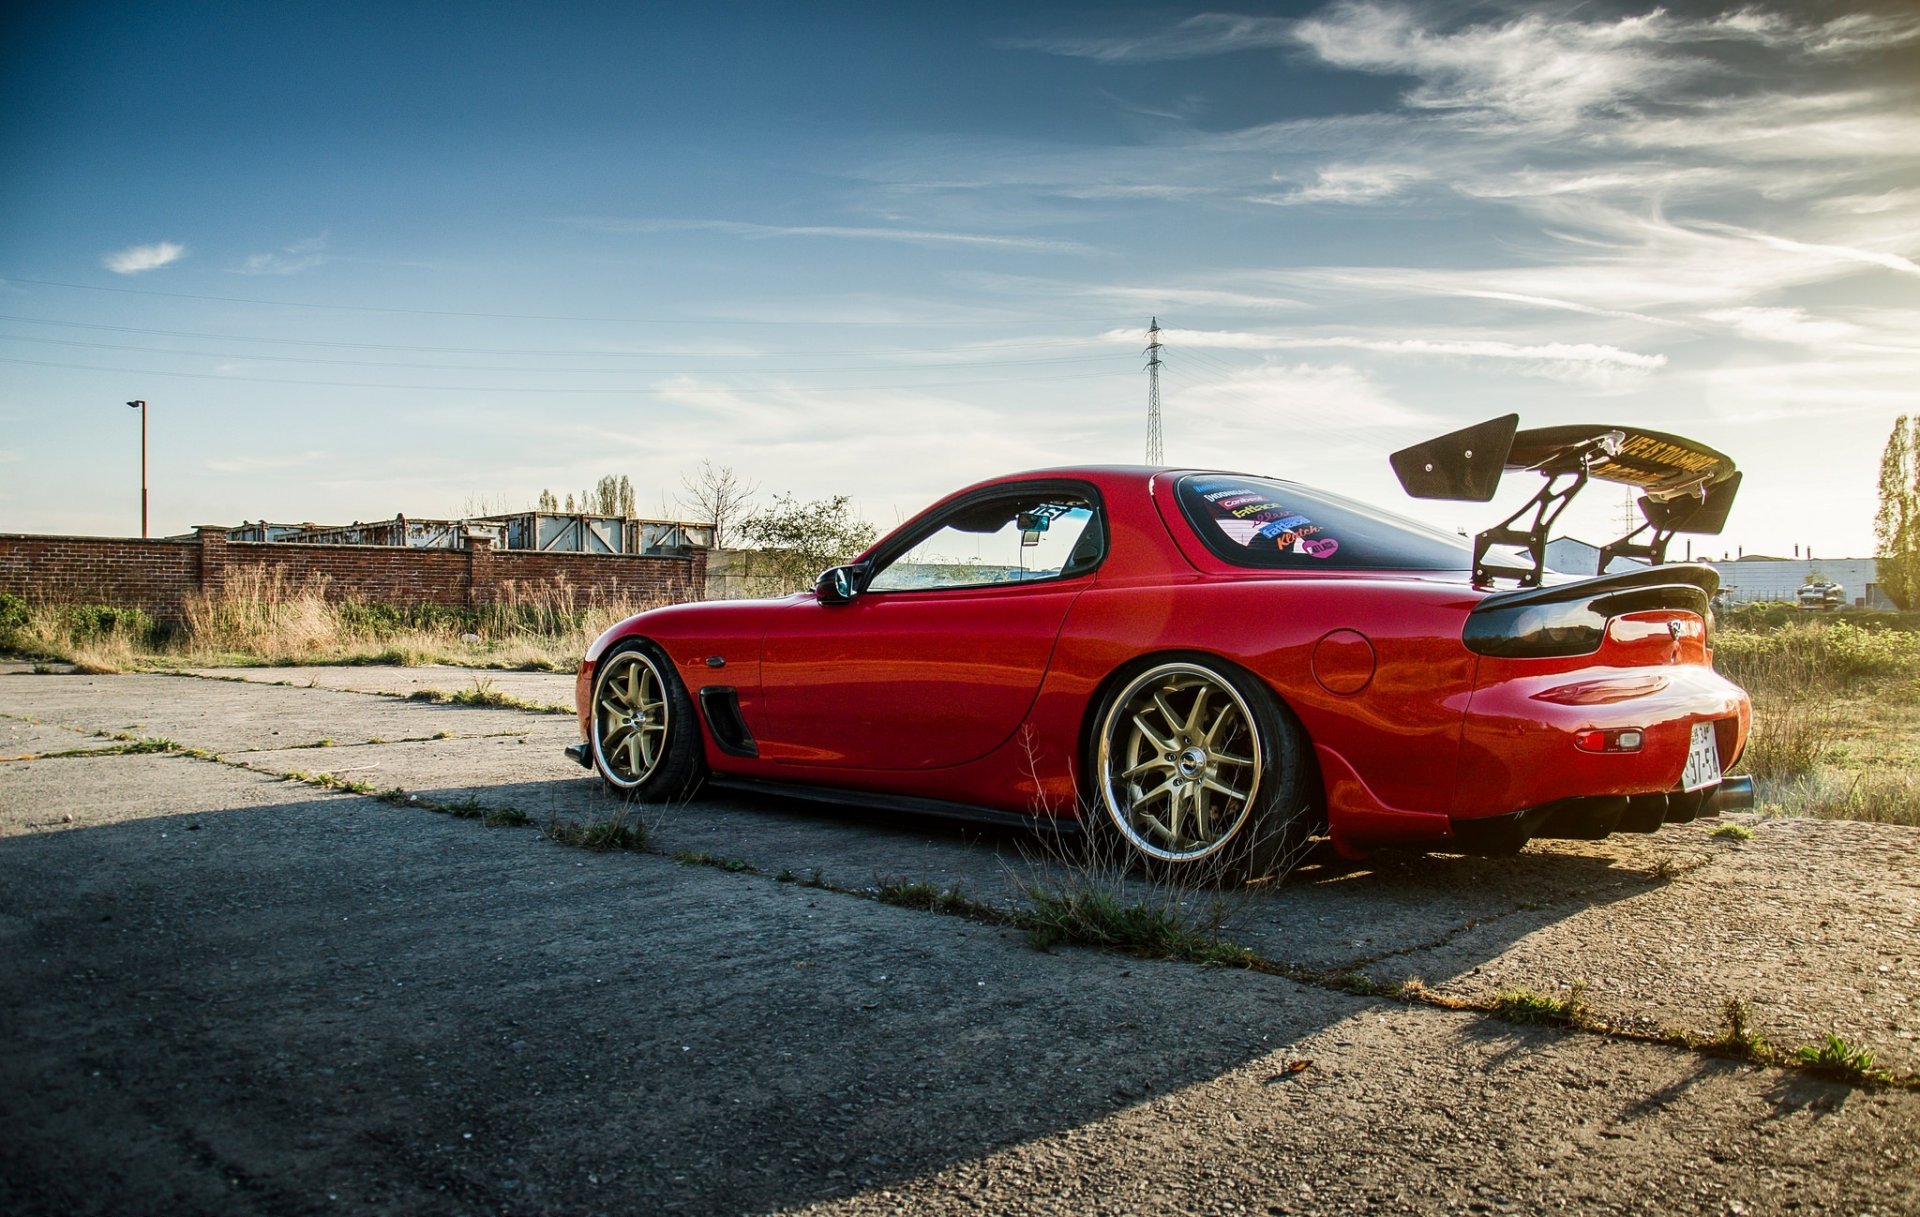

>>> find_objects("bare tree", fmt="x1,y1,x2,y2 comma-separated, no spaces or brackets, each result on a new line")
679,461,758,550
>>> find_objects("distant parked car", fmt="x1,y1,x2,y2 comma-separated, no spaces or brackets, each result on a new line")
1796,580,1845,611
568,416,1753,876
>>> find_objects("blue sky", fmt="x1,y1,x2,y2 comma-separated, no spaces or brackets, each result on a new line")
3,0,1916,561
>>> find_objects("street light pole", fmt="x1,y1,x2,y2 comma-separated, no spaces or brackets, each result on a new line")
127,400,147,538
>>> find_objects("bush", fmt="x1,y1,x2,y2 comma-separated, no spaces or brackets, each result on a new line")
1714,620,1920,699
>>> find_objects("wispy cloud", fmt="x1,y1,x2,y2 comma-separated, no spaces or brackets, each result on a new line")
239,234,328,275
1255,163,1428,206
1008,13,1295,63
1704,223,1920,277
1118,326,1666,382
1704,307,1857,347
102,241,185,274
565,217,1090,254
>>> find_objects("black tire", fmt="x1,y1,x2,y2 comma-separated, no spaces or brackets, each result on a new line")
588,639,706,801
1090,656,1317,882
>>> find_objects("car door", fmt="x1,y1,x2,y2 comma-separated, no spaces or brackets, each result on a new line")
757,482,1104,771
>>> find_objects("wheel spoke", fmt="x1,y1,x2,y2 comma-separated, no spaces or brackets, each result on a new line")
1211,750,1253,768
1200,775,1248,802
1183,686,1211,737
1150,691,1183,736
1204,701,1237,746
1130,713,1175,754
1120,756,1173,781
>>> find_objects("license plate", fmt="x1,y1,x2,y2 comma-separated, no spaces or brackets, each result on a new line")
1680,721,1722,791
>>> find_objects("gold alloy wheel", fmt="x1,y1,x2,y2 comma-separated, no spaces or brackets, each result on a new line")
1097,662,1264,863
593,649,671,788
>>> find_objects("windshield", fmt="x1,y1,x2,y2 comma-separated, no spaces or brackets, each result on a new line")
1176,474,1470,571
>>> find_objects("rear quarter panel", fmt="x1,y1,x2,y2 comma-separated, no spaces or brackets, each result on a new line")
1040,572,1483,817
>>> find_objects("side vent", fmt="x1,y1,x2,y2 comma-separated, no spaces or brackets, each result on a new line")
697,687,758,758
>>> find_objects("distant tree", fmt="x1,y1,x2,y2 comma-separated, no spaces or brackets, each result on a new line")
678,461,758,550
1876,415,1919,610
582,474,635,517
536,488,559,512
736,494,877,593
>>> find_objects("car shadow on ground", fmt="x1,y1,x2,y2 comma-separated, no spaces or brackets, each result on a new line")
0,764,1717,1217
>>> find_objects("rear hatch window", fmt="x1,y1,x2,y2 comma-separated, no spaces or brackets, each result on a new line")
1174,473,1470,571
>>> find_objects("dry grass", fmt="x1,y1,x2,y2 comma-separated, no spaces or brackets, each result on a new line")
1720,615,1920,828
0,567,671,673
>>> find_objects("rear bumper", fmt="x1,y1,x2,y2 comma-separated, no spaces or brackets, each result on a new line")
1449,775,1755,855
1451,663,1751,818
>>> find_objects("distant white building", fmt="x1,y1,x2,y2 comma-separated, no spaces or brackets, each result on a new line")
1543,537,1896,609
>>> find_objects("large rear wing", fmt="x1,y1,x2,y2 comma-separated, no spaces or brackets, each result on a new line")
1390,414,1742,587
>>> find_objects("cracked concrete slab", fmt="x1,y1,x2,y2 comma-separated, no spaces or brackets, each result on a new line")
2,738,1914,1216
4,665,1918,1076
183,664,577,707
0,672,564,753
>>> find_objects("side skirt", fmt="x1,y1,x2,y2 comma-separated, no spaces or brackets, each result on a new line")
709,776,1080,834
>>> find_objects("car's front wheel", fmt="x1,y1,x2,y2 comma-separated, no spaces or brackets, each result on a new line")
590,640,705,800
1092,658,1315,880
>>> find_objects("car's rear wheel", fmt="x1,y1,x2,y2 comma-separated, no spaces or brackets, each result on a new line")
1093,658,1315,881
590,640,705,800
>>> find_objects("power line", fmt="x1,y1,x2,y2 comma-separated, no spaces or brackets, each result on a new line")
0,332,1133,375
1,276,1139,329
0,313,1128,360
0,355,1128,395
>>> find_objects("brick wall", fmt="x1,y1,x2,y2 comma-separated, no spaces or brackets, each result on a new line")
0,531,705,626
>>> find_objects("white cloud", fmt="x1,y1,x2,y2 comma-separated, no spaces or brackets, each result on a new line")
1123,326,1666,382
1704,307,1858,347
240,234,328,275
102,241,185,274
1705,224,1920,278
1009,13,1295,63
1256,163,1428,206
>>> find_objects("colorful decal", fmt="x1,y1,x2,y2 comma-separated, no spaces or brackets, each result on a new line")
1191,478,1345,558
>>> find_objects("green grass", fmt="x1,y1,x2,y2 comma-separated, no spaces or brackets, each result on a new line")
404,679,572,714
1710,822,1754,840
546,817,646,851
1018,886,1254,967
1489,984,1591,1027
1793,1034,1891,1085
673,850,756,873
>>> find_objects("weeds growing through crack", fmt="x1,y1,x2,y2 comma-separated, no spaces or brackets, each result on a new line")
1703,998,1775,1063
674,850,755,873
1794,1034,1891,1086
874,879,995,919
1490,983,1591,1027
402,679,572,714
545,813,645,851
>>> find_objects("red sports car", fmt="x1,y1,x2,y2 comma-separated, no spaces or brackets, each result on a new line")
568,415,1752,876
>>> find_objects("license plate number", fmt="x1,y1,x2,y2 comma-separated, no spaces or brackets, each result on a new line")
1681,722,1722,791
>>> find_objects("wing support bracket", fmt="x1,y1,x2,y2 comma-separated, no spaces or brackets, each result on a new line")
1474,469,1587,588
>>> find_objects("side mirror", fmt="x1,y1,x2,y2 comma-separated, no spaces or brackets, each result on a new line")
816,564,860,604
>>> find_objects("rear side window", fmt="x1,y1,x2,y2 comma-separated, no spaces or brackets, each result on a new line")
1176,474,1469,571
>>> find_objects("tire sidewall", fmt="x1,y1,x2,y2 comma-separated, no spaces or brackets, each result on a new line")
1089,653,1311,881
590,638,705,801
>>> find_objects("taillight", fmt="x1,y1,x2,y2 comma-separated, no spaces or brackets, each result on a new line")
1575,728,1644,753
1464,600,1606,658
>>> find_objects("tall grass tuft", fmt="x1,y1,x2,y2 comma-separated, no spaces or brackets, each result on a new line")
170,564,667,669
0,593,154,673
